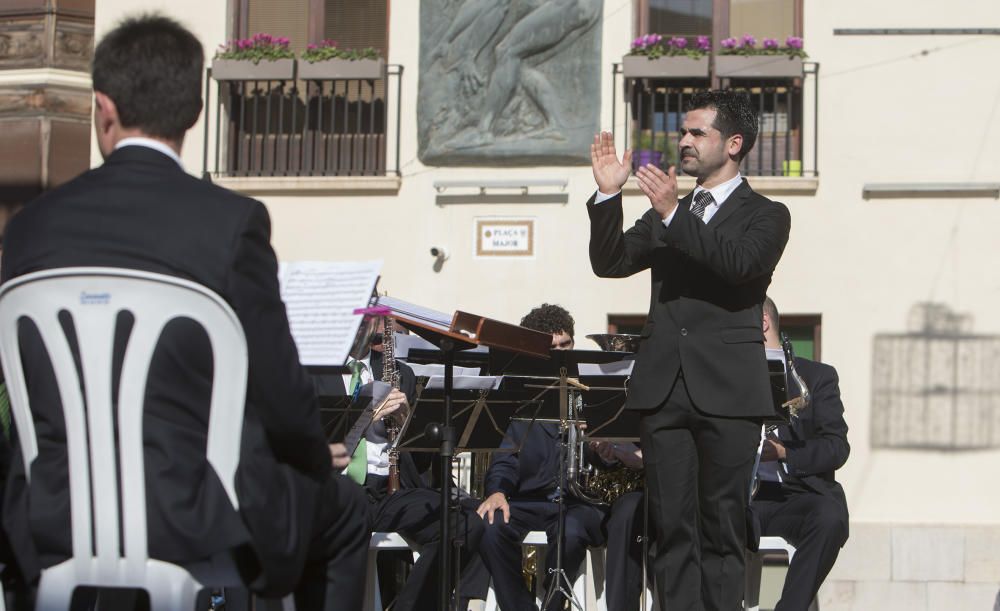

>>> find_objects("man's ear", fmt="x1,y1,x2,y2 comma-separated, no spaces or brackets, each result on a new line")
762,312,771,334
93,91,118,135
727,133,744,159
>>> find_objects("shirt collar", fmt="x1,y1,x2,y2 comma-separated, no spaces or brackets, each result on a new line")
115,137,184,169
692,172,743,207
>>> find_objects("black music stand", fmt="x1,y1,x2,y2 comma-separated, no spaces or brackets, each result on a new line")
490,348,634,610
389,311,551,611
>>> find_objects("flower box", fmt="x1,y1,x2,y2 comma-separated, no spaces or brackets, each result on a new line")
622,55,709,78
298,58,385,80
715,55,803,79
211,58,296,81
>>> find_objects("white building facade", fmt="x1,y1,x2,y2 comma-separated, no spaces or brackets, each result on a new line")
90,0,1000,607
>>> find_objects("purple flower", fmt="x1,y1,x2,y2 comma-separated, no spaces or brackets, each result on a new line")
785,36,804,49
741,34,756,48
649,33,662,45
307,43,317,50
696,35,711,51
670,36,688,49
720,37,738,49
763,37,778,49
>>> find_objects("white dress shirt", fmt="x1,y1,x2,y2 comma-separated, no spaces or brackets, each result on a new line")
114,137,184,168
594,172,744,227
341,354,390,476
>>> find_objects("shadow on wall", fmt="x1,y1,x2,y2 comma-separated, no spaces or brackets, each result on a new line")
871,302,1000,451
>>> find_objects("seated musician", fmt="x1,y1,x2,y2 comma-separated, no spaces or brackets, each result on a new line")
752,297,849,610
317,315,484,611
476,304,608,611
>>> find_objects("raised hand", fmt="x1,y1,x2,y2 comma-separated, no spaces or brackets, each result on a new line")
590,131,632,194
635,163,679,220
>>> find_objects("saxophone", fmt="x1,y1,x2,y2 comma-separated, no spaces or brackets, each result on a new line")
382,316,401,495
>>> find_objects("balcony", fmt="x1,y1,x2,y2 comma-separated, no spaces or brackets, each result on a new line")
201,64,403,183
611,62,819,184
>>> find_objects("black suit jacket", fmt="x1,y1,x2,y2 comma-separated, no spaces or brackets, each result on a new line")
485,420,562,501
0,146,331,591
778,357,850,517
313,357,428,490
588,182,791,417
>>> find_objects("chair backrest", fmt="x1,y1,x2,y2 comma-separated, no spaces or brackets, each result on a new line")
0,267,248,573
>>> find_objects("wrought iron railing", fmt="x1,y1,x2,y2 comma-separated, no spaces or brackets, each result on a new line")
202,65,402,178
611,63,819,178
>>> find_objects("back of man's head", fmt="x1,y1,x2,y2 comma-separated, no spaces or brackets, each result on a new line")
92,14,204,142
687,90,758,161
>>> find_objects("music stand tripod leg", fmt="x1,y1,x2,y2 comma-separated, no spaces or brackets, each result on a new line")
541,380,585,611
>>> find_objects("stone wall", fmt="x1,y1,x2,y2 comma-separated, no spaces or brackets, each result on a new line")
818,524,1000,610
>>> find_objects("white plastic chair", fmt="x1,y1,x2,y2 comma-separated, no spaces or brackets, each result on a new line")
744,536,797,611
366,532,421,611
483,530,596,611
0,267,253,611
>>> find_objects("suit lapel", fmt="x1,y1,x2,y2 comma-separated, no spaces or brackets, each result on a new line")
706,179,751,228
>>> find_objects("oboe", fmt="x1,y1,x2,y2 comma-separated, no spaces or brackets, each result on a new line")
382,316,401,495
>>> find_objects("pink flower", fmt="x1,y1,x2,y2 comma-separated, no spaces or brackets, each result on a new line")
785,36,804,49
721,37,738,49
763,37,778,49
741,34,756,48
696,35,711,50
670,36,688,49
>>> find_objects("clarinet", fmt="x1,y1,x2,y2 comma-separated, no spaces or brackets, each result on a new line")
382,317,401,495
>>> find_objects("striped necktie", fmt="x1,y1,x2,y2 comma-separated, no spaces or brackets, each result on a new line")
691,190,715,221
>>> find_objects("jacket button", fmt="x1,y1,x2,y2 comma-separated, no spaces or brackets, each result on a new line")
680,328,688,336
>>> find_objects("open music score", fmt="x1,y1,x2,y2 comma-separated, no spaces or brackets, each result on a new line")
278,259,381,366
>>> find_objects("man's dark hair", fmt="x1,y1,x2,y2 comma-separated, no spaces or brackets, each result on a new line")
763,296,780,335
687,90,758,161
92,14,204,141
521,304,575,338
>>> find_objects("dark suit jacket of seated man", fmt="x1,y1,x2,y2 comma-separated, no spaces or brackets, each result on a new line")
752,351,850,611
314,350,484,611
478,419,607,611
0,14,368,610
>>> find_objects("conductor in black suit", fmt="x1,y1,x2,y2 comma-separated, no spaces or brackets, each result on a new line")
0,15,367,609
754,297,849,610
587,90,791,610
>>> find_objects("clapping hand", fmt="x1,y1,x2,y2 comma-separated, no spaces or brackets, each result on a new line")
635,163,679,220
591,131,632,195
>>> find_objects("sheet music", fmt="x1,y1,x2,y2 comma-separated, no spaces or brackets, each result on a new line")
578,360,635,376
394,333,438,360
377,295,453,330
278,260,382,366
407,363,482,377
425,375,503,390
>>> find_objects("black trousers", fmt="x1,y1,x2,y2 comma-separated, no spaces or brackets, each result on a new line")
604,490,647,611
479,499,607,611
367,484,484,611
640,372,760,611
293,473,371,611
753,482,848,611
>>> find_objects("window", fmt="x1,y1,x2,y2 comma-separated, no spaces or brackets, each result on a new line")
207,0,396,178
780,314,820,361
640,0,713,37
636,0,802,44
238,0,388,53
